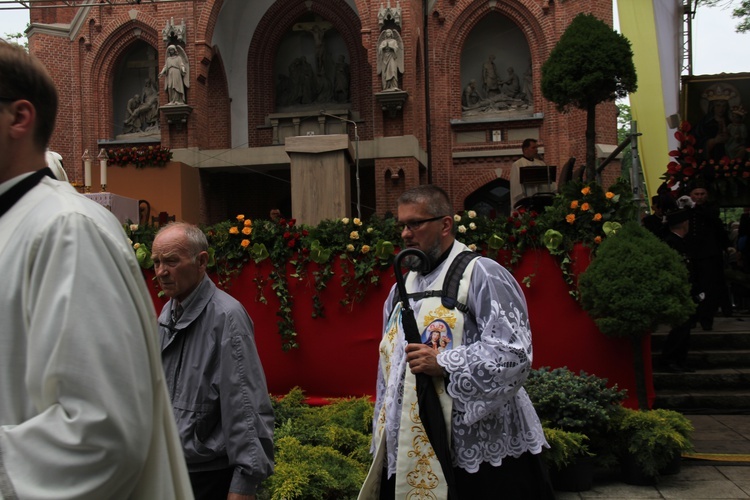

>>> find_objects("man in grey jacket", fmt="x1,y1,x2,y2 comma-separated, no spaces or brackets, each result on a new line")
152,222,274,500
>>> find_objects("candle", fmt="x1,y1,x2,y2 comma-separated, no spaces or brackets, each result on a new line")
97,148,109,190
100,158,107,186
84,159,91,187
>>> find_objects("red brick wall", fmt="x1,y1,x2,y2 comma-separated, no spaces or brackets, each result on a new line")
30,0,620,216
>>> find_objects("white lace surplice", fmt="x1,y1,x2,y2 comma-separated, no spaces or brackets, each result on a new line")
371,255,548,478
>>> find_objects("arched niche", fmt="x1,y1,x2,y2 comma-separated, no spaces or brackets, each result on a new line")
112,40,160,138
274,13,351,111
460,12,533,118
464,179,511,218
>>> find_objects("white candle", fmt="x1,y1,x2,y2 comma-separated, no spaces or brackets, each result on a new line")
100,158,107,186
84,158,91,187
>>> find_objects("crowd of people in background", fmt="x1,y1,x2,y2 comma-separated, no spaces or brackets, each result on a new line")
642,182,750,373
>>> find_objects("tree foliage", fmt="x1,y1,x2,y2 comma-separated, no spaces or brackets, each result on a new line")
541,14,637,180
700,0,750,33
579,221,695,338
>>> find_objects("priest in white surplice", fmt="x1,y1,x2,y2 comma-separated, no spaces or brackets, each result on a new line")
359,185,554,500
0,41,192,500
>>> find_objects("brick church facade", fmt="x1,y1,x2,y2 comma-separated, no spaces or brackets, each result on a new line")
26,0,619,224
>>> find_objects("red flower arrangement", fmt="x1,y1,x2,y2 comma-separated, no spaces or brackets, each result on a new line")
107,145,173,169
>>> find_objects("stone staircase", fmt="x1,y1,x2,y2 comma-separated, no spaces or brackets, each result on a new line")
651,314,750,413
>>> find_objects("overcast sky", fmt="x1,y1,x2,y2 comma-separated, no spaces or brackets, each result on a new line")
1,2,747,76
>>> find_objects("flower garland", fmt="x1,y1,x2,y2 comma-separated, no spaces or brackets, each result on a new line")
107,145,173,169
123,179,640,350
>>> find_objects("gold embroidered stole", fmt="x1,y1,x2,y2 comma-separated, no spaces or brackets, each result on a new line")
359,245,476,500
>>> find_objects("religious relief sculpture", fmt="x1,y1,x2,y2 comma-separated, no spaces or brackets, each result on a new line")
462,55,533,118
274,20,351,109
159,45,190,105
377,29,403,92
123,78,160,135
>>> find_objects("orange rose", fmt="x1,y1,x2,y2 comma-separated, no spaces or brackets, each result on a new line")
241,239,250,248
229,227,239,235
242,227,252,235
605,191,615,199
594,236,602,244
581,203,590,211
593,213,602,221
244,219,252,227
570,200,579,209
236,214,245,221
566,214,576,224
581,187,591,196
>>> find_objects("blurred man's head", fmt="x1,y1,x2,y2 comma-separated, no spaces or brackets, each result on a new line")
0,41,58,152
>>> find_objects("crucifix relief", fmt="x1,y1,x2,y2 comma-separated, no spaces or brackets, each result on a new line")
292,20,333,76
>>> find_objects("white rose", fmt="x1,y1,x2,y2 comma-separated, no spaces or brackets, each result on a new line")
133,242,141,250
350,231,360,240
454,214,462,222
458,225,467,233
342,217,350,224
367,227,374,233
129,224,139,231
468,210,477,218
346,244,355,252
468,244,477,251
469,222,477,230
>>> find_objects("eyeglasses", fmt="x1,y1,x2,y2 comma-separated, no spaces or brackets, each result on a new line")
396,215,447,232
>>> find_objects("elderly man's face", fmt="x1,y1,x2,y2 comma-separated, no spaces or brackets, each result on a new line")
152,227,207,302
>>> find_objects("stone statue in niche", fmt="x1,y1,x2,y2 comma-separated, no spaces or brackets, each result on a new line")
377,29,403,91
333,55,350,103
122,78,161,135
482,54,500,97
462,79,481,107
159,45,190,105
500,66,524,99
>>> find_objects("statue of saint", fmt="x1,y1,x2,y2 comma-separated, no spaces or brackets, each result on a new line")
462,79,481,108
377,29,404,91
159,44,190,105
482,54,500,97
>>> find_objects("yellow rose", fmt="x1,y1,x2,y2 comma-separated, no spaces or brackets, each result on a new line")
241,239,250,248
236,214,245,221
133,242,140,250
346,244,355,252
581,203,590,211
350,231,359,240
353,218,362,226
341,217,350,224
593,213,602,221
242,227,252,235
468,244,477,251
229,227,239,235
361,245,371,254
367,227,374,233
566,214,576,224
570,200,579,209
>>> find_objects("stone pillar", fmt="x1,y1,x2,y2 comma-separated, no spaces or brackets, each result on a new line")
285,134,352,226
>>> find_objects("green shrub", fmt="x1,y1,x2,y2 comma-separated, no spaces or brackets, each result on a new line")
542,427,591,471
525,367,626,463
614,408,694,478
578,221,695,338
259,388,374,500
